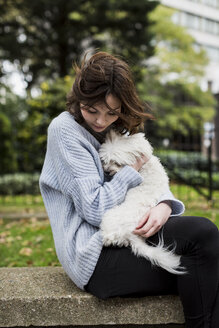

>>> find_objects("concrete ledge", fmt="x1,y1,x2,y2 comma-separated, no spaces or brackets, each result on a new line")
0,267,185,327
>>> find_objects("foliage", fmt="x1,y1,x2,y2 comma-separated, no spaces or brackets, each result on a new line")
17,76,74,172
140,5,216,138
27,75,74,121
149,6,208,80
0,0,160,173
0,148,219,196
0,1,216,175
0,112,17,173
156,150,219,190
0,0,158,88
0,173,40,195
0,83,28,173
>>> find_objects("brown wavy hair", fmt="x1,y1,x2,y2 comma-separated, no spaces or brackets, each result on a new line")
66,51,154,134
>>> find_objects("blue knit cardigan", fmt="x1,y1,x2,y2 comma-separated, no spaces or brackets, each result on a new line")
39,111,185,290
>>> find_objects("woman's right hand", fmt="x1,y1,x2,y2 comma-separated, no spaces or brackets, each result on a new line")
131,155,149,172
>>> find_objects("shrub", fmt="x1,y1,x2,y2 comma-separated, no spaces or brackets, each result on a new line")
0,173,40,195
156,150,219,189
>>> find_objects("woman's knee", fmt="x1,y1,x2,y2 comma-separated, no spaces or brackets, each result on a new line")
189,216,219,258
165,216,219,258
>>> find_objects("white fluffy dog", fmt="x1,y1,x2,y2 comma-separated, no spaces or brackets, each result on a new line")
99,130,184,274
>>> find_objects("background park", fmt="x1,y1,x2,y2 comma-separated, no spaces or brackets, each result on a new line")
0,0,219,268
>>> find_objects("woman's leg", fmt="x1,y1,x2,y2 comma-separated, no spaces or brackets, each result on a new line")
211,281,219,327
85,216,219,328
85,244,178,299
149,216,219,328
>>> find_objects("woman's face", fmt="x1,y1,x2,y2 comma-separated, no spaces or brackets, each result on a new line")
80,94,121,133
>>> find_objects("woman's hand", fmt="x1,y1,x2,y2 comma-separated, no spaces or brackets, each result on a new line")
133,201,172,238
131,154,149,172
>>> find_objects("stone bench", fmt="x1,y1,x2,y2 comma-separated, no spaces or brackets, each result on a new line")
0,267,185,327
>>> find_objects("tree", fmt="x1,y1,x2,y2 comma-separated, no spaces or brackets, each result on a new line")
0,83,26,173
16,75,73,172
138,6,216,143
0,0,158,88
0,112,17,173
1,0,159,173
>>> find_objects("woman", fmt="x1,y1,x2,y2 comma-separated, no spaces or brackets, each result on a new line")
40,52,219,328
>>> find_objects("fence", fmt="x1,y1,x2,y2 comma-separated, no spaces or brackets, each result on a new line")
154,127,219,204
0,135,218,206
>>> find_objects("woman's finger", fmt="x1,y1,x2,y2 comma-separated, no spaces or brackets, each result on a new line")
142,226,159,238
135,212,150,229
133,218,154,236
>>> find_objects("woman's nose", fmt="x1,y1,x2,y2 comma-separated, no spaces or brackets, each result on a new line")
96,115,106,125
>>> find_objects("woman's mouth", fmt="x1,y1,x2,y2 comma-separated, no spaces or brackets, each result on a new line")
93,125,106,130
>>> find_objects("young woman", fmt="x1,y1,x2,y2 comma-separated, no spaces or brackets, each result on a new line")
40,52,219,328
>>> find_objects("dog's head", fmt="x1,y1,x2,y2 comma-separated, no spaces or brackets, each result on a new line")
99,130,153,174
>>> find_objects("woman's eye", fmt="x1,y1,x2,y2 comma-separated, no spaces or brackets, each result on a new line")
108,112,117,116
81,105,96,113
87,110,96,114
83,107,96,114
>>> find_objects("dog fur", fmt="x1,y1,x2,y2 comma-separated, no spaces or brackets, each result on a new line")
99,130,184,274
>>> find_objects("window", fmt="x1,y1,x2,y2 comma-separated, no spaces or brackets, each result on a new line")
202,0,219,8
202,18,219,35
204,45,219,61
172,11,180,25
179,12,219,35
180,12,201,30
188,0,219,8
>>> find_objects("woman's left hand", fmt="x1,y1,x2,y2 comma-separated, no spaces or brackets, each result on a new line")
133,201,172,238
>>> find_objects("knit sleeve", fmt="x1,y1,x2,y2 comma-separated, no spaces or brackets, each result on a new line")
49,120,143,228
157,187,185,217
69,166,143,227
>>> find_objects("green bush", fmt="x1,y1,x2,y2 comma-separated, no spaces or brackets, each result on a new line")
156,150,219,189
0,150,219,195
0,173,40,195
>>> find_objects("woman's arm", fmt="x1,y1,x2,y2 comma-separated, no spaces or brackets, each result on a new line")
42,120,143,228
156,187,185,217
68,165,143,227
133,190,185,238
130,154,185,218
130,155,185,238
133,201,171,238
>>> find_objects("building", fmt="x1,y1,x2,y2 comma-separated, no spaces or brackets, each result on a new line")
161,0,219,93
161,0,219,159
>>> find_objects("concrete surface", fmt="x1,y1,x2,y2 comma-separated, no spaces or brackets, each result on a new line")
0,267,185,327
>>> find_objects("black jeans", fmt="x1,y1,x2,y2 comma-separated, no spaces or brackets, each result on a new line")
85,216,219,328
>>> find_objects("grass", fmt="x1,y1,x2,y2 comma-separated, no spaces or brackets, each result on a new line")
0,184,218,267
0,194,44,214
0,217,59,267
171,184,219,226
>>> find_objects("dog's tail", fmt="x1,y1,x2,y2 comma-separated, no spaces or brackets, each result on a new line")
129,233,186,275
